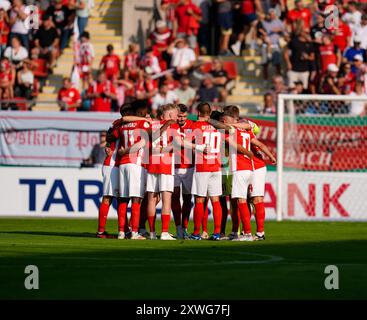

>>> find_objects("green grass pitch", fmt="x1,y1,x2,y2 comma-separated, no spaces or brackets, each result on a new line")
0,218,366,300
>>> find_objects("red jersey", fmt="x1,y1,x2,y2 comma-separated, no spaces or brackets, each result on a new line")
115,120,150,167
57,87,81,112
192,121,221,173
251,145,266,170
100,54,121,79
174,119,194,169
124,52,140,69
104,126,119,167
241,0,256,14
331,21,351,52
287,8,312,30
161,0,180,22
0,20,9,45
149,28,173,51
319,44,338,72
88,80,117,112
229,128,255,172
174,2,201,35
147,120,177,175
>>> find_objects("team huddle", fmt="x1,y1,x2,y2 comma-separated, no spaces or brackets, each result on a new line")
96,100,276,241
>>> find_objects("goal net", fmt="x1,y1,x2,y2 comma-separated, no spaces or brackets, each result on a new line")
276,94,367,221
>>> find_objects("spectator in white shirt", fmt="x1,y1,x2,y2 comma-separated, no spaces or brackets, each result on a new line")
342,2,362,34
4,35,28,70
353,14,367,49
9,0,29,49
174,76,196,108
349,80,367,116
151,83,178,117
168,37,196,76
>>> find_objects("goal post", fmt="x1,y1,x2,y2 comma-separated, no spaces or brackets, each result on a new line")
276,94,367,221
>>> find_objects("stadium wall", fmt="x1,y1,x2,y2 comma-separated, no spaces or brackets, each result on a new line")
0,167,366,221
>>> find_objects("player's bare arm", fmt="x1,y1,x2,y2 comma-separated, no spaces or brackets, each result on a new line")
251,138,276,164
118,139,146,156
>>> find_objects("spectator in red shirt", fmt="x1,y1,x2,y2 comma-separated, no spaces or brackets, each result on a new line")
86,71,117,112
319,34,341,73
161,0,180,29
287,0,312,32
123,43,140,80
58,77,82,111
331,14,352,53
99,44,121,81
0,8,9,58
173,0,201,50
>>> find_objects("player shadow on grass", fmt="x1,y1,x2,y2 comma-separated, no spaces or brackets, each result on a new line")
0,231,96,238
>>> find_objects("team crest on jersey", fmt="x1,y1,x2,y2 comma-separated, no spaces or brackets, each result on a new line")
144,122,150,128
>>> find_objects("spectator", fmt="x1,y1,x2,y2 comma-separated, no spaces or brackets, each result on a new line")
151,83,178,117
114,78,134,107
197,75,219,103
196,0,211,55
168,37,196,76
0,56,13,100
134,69,157,102
140,47,162,76
210,58,229,102
124,43,140,80
82,131,108,167
99,44,121,81
262,92,276,114
8,0,29,50
284,31,315,89
342,1,362,34
15,61,33,99
343,36,366,73
0,7,9,57
319,34,341,73
331,13,352,54
86,71,117,112
231,0,262,56
259,8,286,80
349,80,367,116
147,19,173,70
267,75,288,106
173,0,202,50
3,35,28,71
174,76,196,107
216,0,233,55
341,62,357,92
77,31,94,89
188,61,206,89
320,63,340,95
353,14,367,50
354,54,367,81
287,0,312,32
46,0,75,52
33,14,60,70
75,0,89,36
161,0,179,30
162,71,179,90
58,77,82,111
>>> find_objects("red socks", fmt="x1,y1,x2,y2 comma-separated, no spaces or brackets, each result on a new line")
254,202,265,233
117,201,128,232
98,202,110,232
148,215,156,232
193,202,204,235
130,203,141,232
202,203,208,233
161,214,170,233
238,202,252,234
212,201,222,234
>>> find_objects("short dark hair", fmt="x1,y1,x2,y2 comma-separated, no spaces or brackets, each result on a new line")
177,104,188,113
107,44,114,51
197,102,211,117
210,111,223,121
120,103,133,116
81,31,90,39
